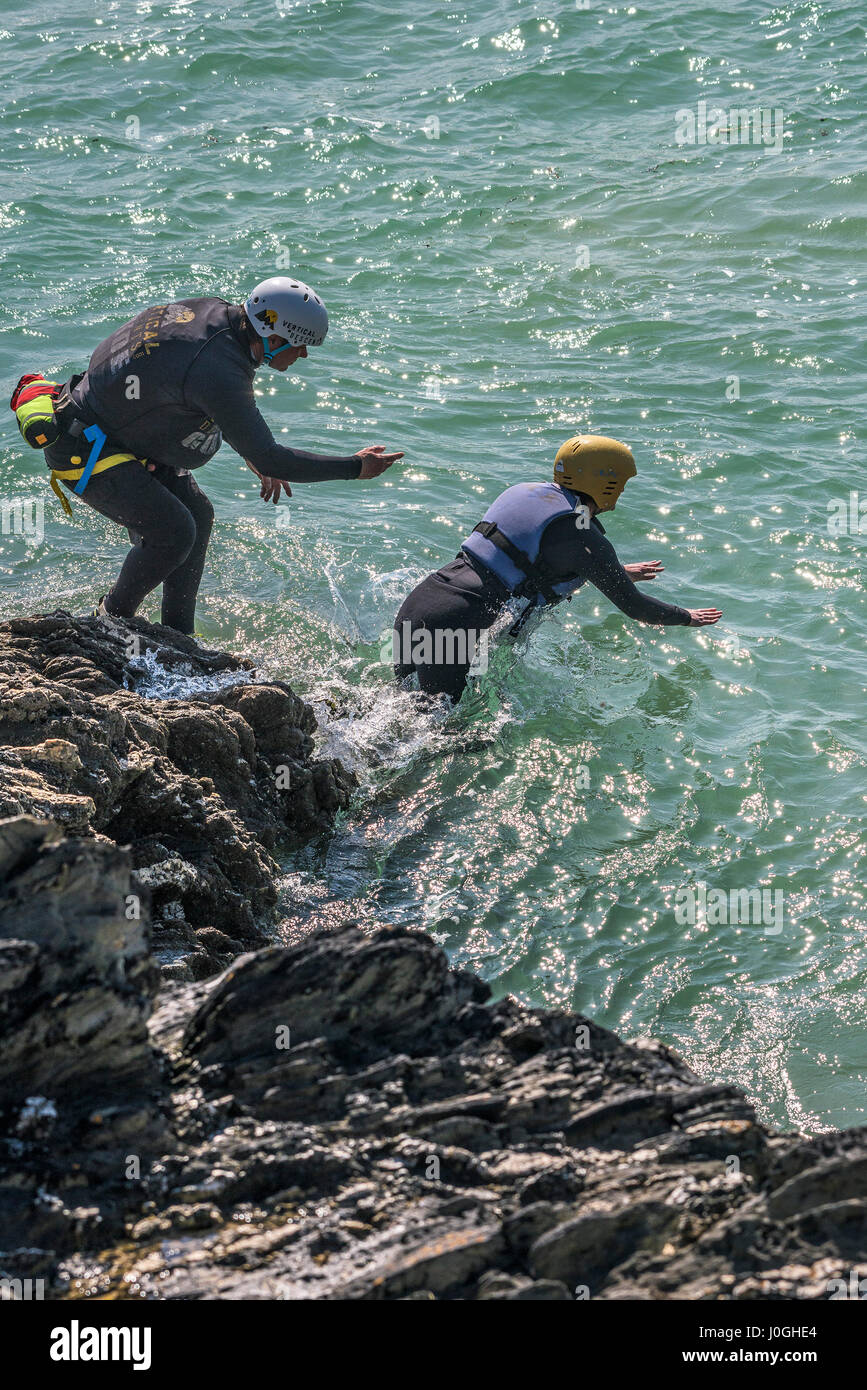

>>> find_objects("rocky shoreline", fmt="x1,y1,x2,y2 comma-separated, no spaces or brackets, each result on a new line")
0,613,864,1300
0,612,354,981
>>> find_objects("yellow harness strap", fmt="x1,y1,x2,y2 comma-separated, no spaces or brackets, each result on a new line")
50,453,148,518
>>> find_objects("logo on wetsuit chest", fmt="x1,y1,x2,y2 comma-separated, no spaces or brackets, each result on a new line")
180,417,221,454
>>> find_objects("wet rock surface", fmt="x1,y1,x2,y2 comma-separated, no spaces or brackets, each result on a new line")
1,822,866,1301
0,611,355,980
0,616,865,1301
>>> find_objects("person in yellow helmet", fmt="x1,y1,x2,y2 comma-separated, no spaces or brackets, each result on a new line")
392,435,722,700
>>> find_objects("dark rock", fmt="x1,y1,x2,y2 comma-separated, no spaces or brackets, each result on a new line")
0,817,161,1113
0,611,355,975
519,1164,586,1206
181,925,483,1069
0,816,164,1253
529,1197,683,1288
339,1223,506,1299
1,616,866,1302
4,836,864,1302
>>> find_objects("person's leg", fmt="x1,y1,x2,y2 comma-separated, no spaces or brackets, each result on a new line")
155,471,214,634
61,460,198,622
414,622,473,700
394,564,500,701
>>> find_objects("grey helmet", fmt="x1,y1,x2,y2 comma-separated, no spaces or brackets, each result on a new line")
244,277,329,355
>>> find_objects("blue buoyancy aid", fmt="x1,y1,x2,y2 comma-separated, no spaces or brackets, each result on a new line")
461,481,591,607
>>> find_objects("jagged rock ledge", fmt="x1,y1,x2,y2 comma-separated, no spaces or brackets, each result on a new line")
0,611,354,980
0,614,865,1301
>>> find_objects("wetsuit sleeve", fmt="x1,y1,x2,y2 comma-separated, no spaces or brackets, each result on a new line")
559,521,692,625
187,356,362,482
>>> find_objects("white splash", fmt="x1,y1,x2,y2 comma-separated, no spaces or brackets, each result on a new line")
126,646,257,701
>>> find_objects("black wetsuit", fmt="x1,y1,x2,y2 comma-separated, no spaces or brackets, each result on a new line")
394,511,691,700
45,297,362,633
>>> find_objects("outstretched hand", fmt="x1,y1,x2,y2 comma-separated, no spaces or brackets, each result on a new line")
357,444,404,479
625,560,665,582
688,609,723,626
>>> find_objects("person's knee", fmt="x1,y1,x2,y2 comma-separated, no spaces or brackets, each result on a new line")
155,503,197,566
194,491,215,538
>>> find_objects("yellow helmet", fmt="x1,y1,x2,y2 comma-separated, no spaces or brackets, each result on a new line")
553,434,637,511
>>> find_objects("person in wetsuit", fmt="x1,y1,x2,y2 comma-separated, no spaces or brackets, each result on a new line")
393,434,722,701
44,276,403,635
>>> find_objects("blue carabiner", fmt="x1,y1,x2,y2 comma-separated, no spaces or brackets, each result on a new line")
73,424,107,495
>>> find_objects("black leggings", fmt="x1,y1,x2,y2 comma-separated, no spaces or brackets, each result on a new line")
63,461,214,634
393,556,507,701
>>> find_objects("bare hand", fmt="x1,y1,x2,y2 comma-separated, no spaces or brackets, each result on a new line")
357,444,404,479
258,475,292,504
625,560,665,582
688,609,723,626
245,459,292,504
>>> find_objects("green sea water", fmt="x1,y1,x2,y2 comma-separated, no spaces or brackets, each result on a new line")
2,0,866,1133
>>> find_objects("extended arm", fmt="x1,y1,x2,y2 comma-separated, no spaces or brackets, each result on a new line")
577,526,692,625
191,361,362,482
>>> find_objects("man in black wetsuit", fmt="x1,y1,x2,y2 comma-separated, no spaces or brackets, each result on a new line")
44,276,403,635
393,434,721,701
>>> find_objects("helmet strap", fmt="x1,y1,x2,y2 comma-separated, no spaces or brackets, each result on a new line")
261,336,304,364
